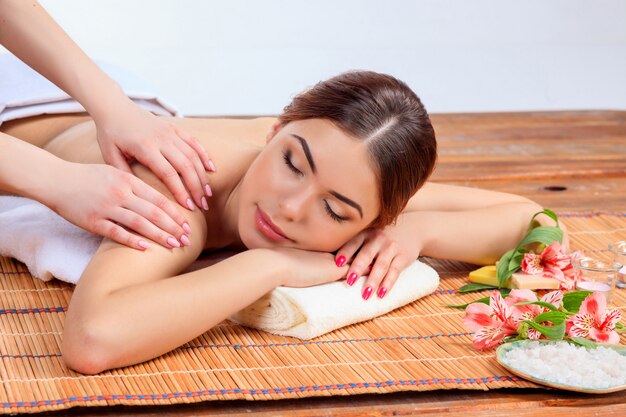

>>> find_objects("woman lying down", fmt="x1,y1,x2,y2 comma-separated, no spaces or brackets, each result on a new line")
2,71,558,374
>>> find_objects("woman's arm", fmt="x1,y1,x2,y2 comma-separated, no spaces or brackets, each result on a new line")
337,183,566,300
62,243,284,374
62,164,348,374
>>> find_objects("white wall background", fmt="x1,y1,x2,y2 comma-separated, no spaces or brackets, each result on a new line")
4,0,626,116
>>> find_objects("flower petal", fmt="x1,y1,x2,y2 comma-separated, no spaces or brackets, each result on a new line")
490,291,513,324
599,308,622,331
589,327,621,344
527,328,542,340
541,241,571,269
570,313,594,334
566,323,590,338
580,292,606,323
540,290,564,310
521,253,543,275
472,326,510,349
463,302,496,331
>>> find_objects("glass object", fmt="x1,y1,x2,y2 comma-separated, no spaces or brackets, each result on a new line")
571,256,621,303
608,241,626,289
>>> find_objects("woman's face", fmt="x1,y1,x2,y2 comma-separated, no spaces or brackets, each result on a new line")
237,118,380,251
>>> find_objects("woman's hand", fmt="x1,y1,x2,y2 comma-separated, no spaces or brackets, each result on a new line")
47,161,191,250
270,247,349,288
95,102,215,212
335,223,421,300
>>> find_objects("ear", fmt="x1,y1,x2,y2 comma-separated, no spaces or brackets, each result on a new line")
265,120,283,144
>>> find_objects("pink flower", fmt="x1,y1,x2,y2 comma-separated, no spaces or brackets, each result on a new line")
521,253,543,275
463,292,518,349
505,289,564,340
566,292,622,344
520,242,580,289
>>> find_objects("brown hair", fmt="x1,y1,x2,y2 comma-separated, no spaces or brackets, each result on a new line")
279,70,437,227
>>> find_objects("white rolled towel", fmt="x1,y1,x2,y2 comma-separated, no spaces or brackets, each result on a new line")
228,260,440,339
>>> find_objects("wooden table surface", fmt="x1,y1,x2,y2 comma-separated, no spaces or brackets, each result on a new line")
36,110,626,417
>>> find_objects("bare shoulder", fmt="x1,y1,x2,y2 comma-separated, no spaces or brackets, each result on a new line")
69,187,207,310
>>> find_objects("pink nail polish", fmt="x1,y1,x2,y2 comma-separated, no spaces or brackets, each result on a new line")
167,236,180,248
377,287,387,299
201,196,209,210
347,272,358,286
138,240,151,250
182,222,192,234
336,255,346,267
180,235,191,246
207,159,216,172
362,286,372,300
205,184,213,197
186,198,196,210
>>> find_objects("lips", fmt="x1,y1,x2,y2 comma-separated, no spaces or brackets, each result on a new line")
255,206,289,242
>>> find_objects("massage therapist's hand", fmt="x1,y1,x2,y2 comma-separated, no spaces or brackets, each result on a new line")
47,161,190,250
94,100,215,212
335,225,422,300
271,248,349,288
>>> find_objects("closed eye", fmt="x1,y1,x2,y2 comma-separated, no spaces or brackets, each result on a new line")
324,200,347,223
283,150,304,177
284,149,347,223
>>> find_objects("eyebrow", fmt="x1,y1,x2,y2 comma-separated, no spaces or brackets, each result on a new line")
290,133,364,219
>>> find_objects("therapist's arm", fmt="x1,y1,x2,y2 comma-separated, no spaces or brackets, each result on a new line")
0,0,214,211
0,132,191,250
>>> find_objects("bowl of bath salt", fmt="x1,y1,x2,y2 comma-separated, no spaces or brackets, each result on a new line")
496,340,626,394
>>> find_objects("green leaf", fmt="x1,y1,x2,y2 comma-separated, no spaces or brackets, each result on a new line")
562,290,593,313
534,311,568,325
458,283,499,293
513,301,558,311
445,296,490,309
508,252,526,272
567,337,626,353
501,335,522,343
525,320,566,340
496,248,517,287
568,337,599,349
517,226,563,248
532,208,559,227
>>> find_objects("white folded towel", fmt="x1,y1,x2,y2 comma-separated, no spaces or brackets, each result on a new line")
0,196,440,339
229,260,439,339
0,196,101,284
0,53,180,125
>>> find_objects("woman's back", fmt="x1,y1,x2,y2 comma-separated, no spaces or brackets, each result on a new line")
37,115,278,250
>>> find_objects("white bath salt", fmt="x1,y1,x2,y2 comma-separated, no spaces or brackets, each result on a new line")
502,342,626,390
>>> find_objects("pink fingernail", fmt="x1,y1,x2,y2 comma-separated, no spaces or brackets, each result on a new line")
207,159,216,172
186,198,196,210
201,196,209,211
180,235,191,246
182,222,192,234
347,272,358,286
336,255,346,267
377,287,387,299
167,236,180,248
205,184,213,197
138,240,151,250
362,286,372,300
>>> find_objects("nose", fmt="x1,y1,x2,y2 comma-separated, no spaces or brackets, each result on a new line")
279,187,313,222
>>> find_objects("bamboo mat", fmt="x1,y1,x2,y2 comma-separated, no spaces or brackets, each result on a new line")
1,212,625,414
